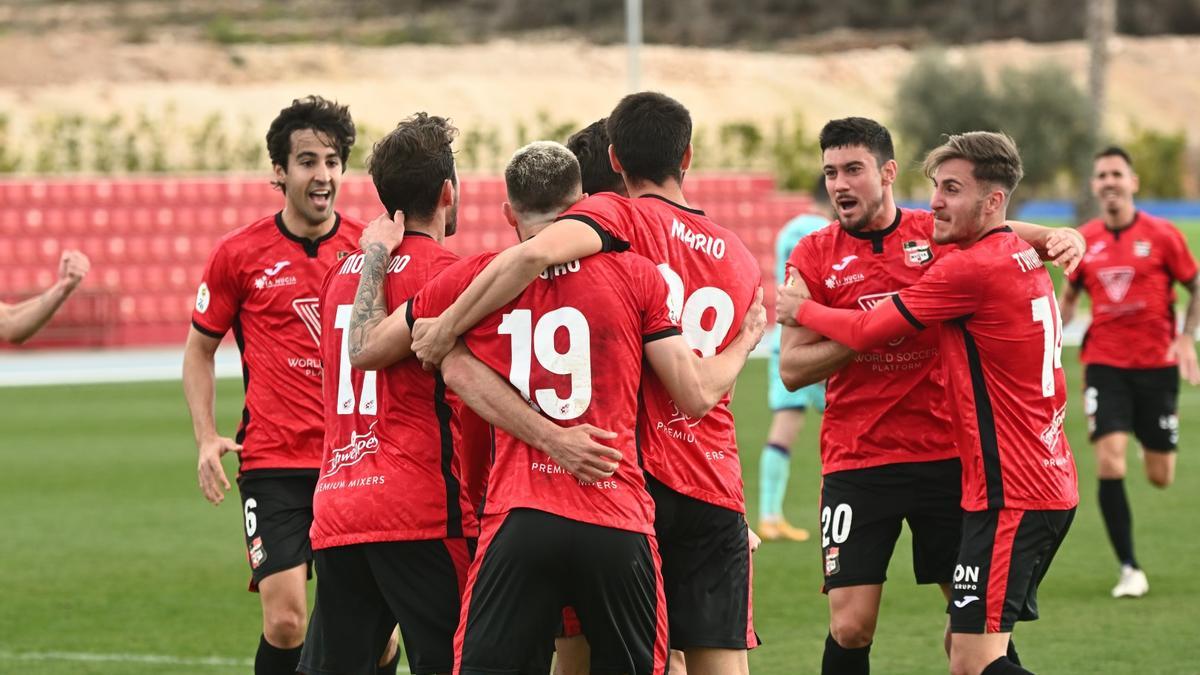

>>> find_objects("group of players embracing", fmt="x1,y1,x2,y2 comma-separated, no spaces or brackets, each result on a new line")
183,89,1122,675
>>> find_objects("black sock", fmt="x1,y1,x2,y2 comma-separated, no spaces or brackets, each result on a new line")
981,655,1034,674
377,651,401,675
1098,478,1139,568
256,634,302,675
1007,637,1021,666
822,632,870,675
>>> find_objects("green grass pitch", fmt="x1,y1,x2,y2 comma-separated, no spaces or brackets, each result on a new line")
2,346,1199,673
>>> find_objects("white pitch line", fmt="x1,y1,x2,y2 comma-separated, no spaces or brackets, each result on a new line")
0,649,411,673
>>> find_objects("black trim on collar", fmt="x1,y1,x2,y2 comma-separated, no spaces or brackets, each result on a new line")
1105,210,1139,240
978,225,1013,242
405,230,434,240
274,211,342,258
844,207,903,254
639,193,706,216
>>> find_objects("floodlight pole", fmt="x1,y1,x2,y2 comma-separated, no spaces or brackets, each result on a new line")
626,0,642,92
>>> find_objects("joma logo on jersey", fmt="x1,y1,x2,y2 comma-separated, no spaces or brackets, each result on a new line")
293,298,321,345
325,422,380,477
263,261,291,276
831,255,857,271
670,219,726,259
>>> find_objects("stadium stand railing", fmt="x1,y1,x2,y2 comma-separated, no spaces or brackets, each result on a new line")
0,174,811,349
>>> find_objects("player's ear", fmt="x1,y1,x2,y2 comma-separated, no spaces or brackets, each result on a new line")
680,143,693,172
1130,171,1140,195
439,178,454,208
501,202,519,230
272,162,287,188
608,144,623,175
880,159,898,187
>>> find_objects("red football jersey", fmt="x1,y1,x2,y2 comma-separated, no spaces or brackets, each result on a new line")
1068,211,1198,369
561,193,761,513
411,250,681,535
786,208,958,474
192,212,363,472
310,233,478,550
895,227,1079,512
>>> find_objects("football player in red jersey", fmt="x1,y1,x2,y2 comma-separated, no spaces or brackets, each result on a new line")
390,140,764,675
0,249,90,344
408,93,765,675
1059,146,1200,599
777,117,1082,675
181,96,373,675
785,132,1079,675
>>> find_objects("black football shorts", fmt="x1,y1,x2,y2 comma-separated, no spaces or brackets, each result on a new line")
949,507,1075,634
1084,364,1179,450
646,474,760,651
236,469,319,590
299,538,475,675
818,459,962,592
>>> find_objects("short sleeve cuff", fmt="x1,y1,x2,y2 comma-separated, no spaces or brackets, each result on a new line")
404,299,416,330
563,215,631,253
643,327,682,344
191,319,225,339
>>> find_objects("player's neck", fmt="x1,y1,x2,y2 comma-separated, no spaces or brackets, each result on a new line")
405,217,444,243
627,177,689,208
1102,203,1137,230
961,216,1006,248
863,198,898,232
279,205,336,240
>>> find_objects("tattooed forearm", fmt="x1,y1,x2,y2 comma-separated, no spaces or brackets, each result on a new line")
348,243,390,360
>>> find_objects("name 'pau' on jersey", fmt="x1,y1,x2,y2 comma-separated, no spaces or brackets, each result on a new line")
192,212,364,472
787,209,958,475
562,192,761,513
311,232,478,550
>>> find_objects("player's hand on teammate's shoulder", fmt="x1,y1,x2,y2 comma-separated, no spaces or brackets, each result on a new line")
775,274,811,327
543,423,622,484
360,210,406,254
1044,226,1086,276
58,250,90,291
412,317,455,371
195,435,242,506
1169,334,1200,386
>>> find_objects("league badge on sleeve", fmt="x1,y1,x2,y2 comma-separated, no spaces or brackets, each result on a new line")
903,240,933,267
195,282,210,313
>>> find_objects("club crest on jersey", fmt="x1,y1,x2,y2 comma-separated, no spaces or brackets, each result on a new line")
325,421,380,477
903,239,933,266
1134,240,1152,257
337,250,351,260
1097,266,1135,303
195,282,210,313
825,547,841,576
292,298,322,345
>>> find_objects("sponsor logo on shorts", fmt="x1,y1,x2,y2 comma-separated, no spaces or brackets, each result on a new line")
824,546,841,576
953,595,980,608
953,564,980,592
249,536,267,569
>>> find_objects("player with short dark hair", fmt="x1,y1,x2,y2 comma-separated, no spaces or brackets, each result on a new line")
784,131,1079,675
568,118,628,197
182,95,368,675
1059,145,1200,599
378,139,764,674
777,117,1083,675
408,92,766,675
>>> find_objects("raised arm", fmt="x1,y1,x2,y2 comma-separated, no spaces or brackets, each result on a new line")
1008,221,1085,275
644,289,767,418
794,297,919,353
0,250,89,344
439,340,622,482
411,218,605,367
182,327,242,505
347,214,412,370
